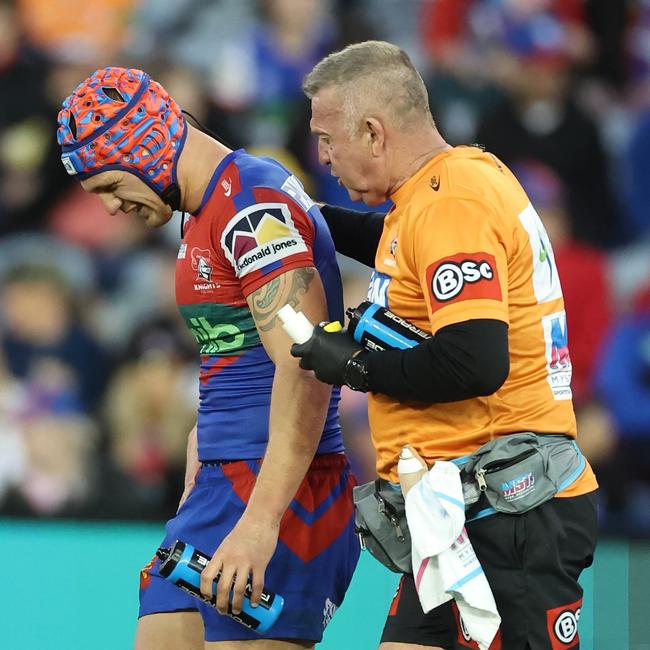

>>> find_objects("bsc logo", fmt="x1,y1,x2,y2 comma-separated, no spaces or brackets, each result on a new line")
432,259,494,301
554,610,579,643
546,600,581,649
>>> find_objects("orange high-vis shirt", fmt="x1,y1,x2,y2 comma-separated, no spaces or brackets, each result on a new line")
368,146,597,496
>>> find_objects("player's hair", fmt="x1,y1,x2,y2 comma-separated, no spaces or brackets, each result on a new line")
303,40,433,135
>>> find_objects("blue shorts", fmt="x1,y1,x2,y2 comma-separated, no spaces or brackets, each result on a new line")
139,453,360,642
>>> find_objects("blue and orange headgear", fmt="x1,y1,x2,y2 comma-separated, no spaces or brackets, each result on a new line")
56,66,187,210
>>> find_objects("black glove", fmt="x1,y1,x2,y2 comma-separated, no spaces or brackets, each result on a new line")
290,324,365,386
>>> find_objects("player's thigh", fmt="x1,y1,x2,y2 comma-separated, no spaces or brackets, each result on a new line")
205,639,314,649
135,611,204,650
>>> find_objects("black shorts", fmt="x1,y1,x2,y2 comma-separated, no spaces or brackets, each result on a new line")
380,491,598,649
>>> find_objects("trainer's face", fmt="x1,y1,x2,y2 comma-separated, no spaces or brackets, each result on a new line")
310,87,389,206
80,171,173,228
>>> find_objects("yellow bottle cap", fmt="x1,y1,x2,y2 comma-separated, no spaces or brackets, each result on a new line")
323,321,343,333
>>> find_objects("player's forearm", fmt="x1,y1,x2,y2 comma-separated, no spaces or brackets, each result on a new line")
242,362,330,524
183,423,199,488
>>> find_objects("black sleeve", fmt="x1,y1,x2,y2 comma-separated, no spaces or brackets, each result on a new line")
319,205,385,267
364,319,509,403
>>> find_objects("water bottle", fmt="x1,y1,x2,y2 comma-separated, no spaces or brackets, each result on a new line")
346,301,431,351
156,540,284,633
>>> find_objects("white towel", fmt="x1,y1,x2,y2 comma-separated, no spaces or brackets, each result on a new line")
404,461,501,650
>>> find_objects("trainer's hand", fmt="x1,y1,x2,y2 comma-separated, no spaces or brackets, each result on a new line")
398,446,428,497
200,514,279,616
290,324,364,386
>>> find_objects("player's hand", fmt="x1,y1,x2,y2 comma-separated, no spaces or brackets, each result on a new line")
290,324,364,386
200,514,279,615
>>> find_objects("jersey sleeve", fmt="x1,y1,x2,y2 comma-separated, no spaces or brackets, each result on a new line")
412,195,510,333
217,186,316,297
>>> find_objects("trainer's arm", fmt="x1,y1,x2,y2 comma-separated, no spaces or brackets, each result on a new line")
363,318,510,402
292,318,510,402
320,204,385,266
203,266,332,614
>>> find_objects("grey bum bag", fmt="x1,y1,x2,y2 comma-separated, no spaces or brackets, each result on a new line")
353,432,586,574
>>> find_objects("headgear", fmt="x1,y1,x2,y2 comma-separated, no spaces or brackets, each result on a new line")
57,66,186,210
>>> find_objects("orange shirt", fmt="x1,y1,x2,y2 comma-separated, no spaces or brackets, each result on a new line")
368,146,597,497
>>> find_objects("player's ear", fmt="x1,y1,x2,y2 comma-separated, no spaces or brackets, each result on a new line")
364,117,385,156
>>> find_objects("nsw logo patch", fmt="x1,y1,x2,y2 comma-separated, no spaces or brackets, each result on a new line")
426,252,501,311
220,202,307,277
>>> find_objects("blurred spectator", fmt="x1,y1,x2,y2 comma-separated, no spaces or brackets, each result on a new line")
445,0,621,248
621,0,650,240
17,0,135,63
626,0,650,108
0,263,111,411
595,282,650,533
623,111,650,239
514,160,617,471
0,0,71,234
9,412,98,516
418,0,593,141
0,347,100,516
242,0,337,147
0,349,28,505
127,0,255,79
101,317,197,519
514,160,613,406
609,236,650,314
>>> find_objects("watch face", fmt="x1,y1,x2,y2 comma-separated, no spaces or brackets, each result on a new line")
345,357,368,392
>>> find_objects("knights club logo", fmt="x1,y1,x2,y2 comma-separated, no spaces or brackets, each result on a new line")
191,247,213,281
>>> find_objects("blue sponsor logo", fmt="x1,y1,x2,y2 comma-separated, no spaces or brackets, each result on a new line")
550,316,570,369
368,271,390,307
501,472,535,500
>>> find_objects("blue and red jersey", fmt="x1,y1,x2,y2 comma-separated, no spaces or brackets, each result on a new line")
176,149,344,460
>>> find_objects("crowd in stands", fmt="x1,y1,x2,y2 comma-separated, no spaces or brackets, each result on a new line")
0,0,649,535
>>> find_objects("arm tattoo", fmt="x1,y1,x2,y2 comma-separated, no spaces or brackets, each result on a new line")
251,267,316,332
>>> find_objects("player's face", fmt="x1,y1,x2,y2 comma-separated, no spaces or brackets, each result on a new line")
80,171,173,228
310,88,390,206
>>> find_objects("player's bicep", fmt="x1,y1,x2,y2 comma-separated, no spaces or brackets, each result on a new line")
246,266,328,363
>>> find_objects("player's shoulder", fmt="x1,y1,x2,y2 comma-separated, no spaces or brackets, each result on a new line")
233,151,315,212
234,150,290,192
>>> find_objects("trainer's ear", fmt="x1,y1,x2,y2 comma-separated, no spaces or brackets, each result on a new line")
364,117,385,156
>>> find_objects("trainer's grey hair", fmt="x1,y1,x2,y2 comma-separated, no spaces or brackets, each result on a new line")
303,40,433,135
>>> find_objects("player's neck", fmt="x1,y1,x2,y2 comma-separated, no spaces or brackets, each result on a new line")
177,125,233,214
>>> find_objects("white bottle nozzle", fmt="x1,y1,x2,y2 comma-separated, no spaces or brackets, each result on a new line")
277,304,314,344
397,445,426,474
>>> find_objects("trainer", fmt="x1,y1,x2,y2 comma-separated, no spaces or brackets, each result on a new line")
292,40,598,650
